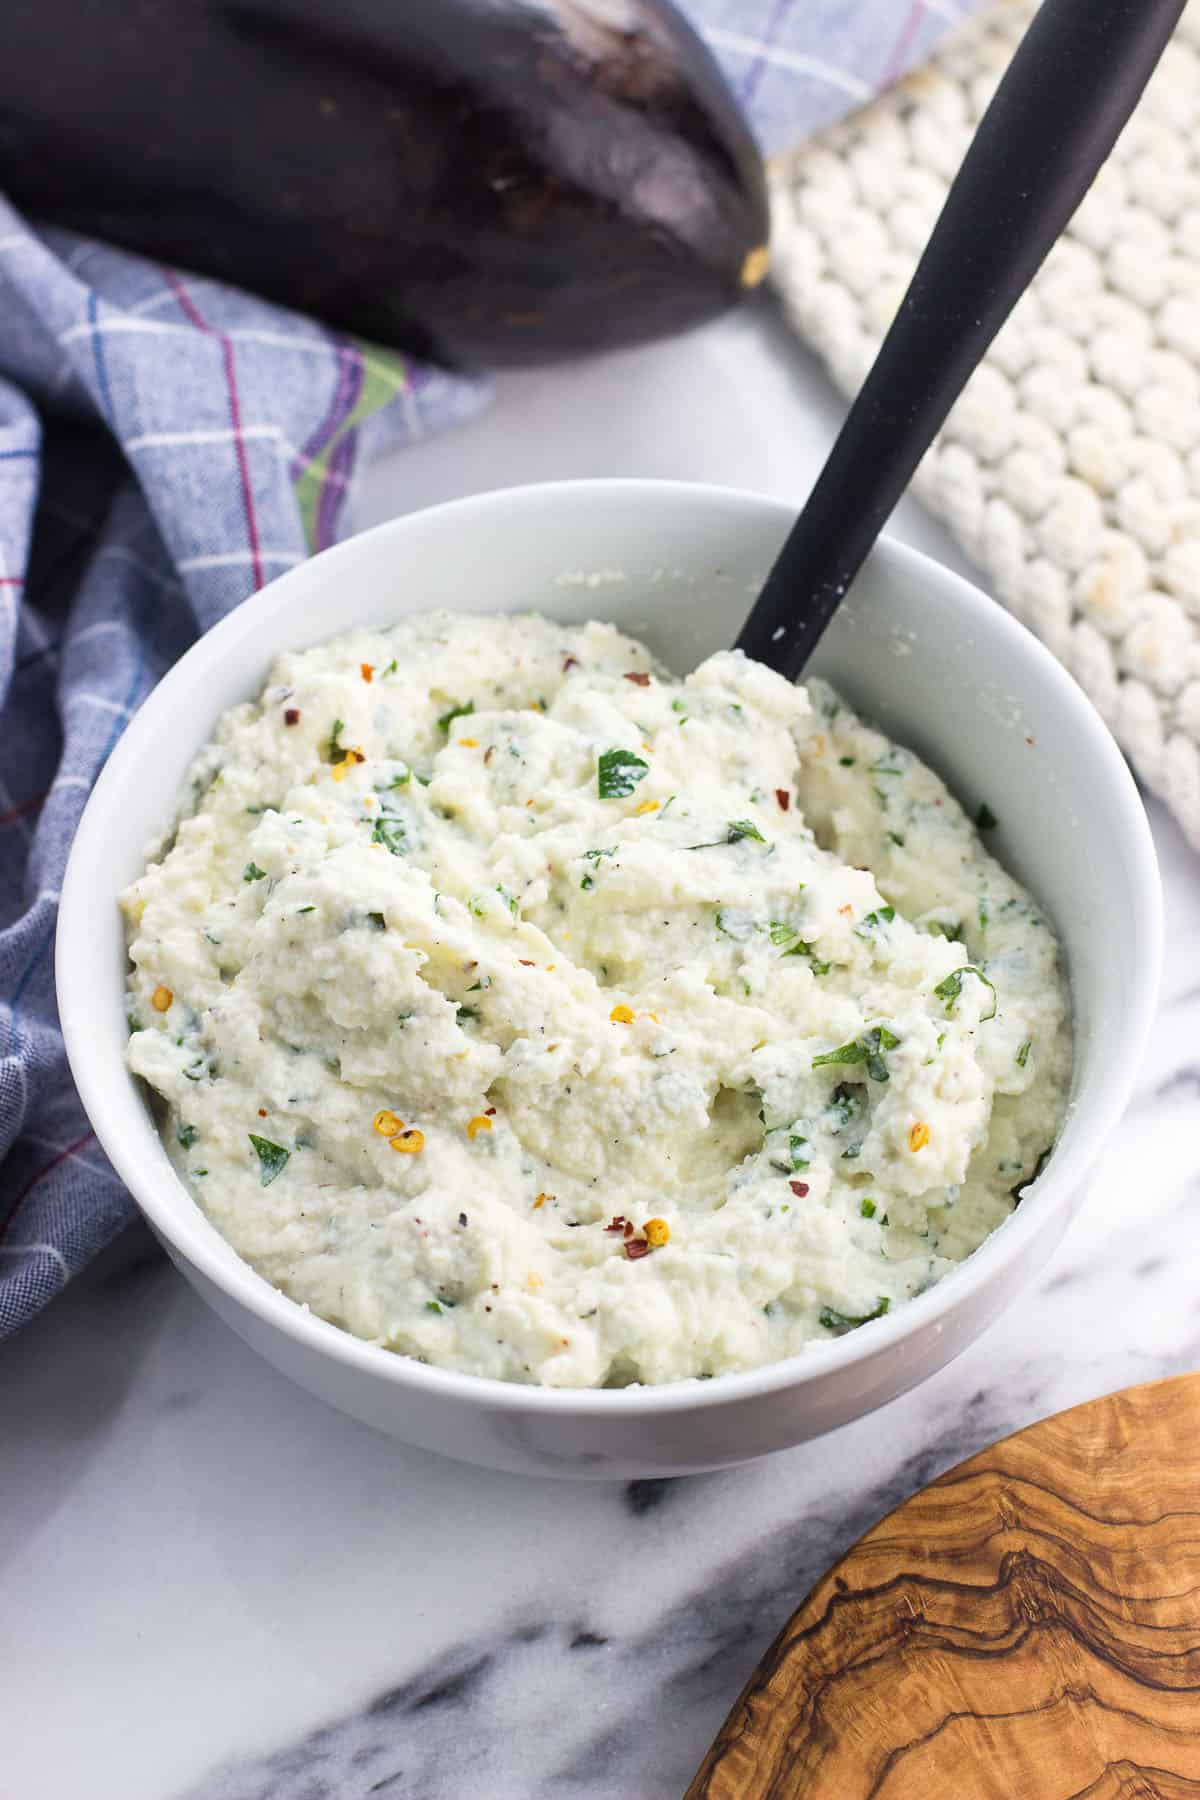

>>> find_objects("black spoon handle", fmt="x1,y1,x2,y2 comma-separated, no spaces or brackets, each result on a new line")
736,0,1186,677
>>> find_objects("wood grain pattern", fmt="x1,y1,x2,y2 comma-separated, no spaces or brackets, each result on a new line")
687,1374,1200,1799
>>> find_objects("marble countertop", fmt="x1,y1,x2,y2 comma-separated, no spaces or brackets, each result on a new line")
5,298,1198,1800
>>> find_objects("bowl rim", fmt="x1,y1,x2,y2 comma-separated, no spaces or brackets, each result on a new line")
57,477,1164,1418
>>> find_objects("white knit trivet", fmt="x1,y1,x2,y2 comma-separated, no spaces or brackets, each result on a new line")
770,0,1200,846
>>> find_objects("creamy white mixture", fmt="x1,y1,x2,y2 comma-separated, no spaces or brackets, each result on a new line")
124,612,1070,1387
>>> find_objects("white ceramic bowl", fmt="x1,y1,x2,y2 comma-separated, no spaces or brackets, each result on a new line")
58,481,1161,1479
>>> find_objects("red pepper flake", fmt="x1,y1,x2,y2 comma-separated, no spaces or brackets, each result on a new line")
519,959,536,967
257,1108,268,1118
776,788,790,811
789,1180,809,1198
361,663,374,683
604,1215,628,1235
625,1236,651,1260
563,655,580,673
485,1107,497,1116
283,708,300,726
623,671,651,687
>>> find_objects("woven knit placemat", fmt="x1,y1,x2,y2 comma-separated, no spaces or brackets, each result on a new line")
769,0,1200,846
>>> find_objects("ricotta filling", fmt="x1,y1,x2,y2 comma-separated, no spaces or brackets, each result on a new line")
123,612,1071,1388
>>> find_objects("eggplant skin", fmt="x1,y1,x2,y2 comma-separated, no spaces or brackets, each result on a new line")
0,0,769,368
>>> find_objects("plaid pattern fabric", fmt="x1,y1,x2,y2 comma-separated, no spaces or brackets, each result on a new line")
0,0,984,1337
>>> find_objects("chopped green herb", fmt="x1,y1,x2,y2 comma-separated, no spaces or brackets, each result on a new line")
788,1133,811,1172
933,965,998,1021
371,816,406,856
580,875,594,890
813,1040,868,1070
425,1300,444,1315
437,699,474,736
813,1025,900,1083
325,718,345,763
456,1005,479,1024
671,698,689,724
297,905,315,915
366,911,386,931
976,803,999,831
126,1009,141,1034
381,767,411,789
825,1084,864,1132
861,1025,900,1081
769,923,831,974
714,908,757,942
248,1133,289,1187
203,930,221,946
689,820,769,851
1017,1039,1032,1067
839,755,856,767
597,748,649,799
658,795,676,820
582,847,617,868
497,886,518,917
923,919,963,941
855,905,895,939
382,659,398,677
242,862,267,883
177,1123,198,1150
870,753,904,777
888,832,906,847
820,1296,890,1334
860,1198,877,1219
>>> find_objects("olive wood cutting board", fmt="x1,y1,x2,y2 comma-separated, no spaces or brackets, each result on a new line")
687,1373,1200,1799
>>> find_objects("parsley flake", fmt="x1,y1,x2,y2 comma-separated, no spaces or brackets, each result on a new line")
248,1134,289,1187
597,748,649,799
933,966,998,1021
855,905,895,939
813,1026,900,1083
371,816,407,856
437,699,474,736
820,1296,890,1334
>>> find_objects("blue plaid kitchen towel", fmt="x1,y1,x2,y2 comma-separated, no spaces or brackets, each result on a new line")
0,0,986,1336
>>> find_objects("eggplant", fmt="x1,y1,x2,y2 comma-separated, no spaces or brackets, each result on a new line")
0,0,769,368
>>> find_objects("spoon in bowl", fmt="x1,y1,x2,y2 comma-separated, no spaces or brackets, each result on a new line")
736,0,1186,679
